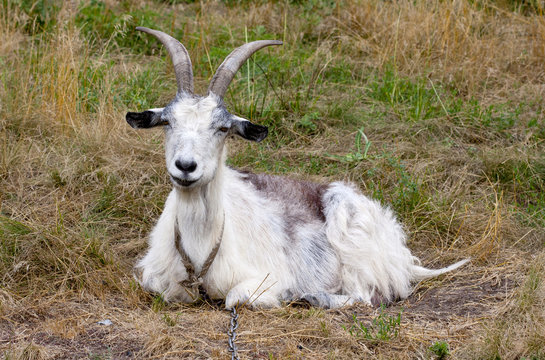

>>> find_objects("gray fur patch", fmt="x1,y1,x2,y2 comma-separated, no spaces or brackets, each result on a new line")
210,104,231,129
236,171,327,221
236,170,341,295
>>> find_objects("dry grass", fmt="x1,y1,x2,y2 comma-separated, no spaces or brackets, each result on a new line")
1,0,544,358
335,0,545,99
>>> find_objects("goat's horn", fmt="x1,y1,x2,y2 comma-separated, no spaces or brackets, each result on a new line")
136,27,194,94
207,40,282,98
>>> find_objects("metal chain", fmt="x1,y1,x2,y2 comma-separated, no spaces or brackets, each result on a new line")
227,306,240,360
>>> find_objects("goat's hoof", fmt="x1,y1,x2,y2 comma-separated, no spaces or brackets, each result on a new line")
225,291,249,309
301,292,331,308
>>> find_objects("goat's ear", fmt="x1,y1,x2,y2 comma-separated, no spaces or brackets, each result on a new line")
231,115,268,142
126,108,166,129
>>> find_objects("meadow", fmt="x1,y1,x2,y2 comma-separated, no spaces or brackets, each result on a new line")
1,0,544,358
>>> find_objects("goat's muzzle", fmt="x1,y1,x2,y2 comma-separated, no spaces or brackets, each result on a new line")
170,175,198,188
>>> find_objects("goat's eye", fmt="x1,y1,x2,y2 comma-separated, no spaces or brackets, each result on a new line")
218,127,229,133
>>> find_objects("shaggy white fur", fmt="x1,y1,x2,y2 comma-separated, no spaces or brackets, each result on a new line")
127,33,469,309
132,100,469,308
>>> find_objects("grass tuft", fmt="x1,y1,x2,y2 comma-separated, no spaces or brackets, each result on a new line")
343,305,402,343
429,340,450,359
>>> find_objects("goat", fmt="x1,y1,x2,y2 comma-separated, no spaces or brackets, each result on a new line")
127,27,469,309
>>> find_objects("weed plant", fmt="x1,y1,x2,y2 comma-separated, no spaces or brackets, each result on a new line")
429,341,450,359
343,305,402,343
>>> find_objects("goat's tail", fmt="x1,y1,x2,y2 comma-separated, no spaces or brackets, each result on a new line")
411,258,470,281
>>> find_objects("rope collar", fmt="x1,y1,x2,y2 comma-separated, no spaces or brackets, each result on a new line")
174,212,225,301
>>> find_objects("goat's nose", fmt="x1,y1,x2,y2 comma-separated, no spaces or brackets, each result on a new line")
175,159,197,173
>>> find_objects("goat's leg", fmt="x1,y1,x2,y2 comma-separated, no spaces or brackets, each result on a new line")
135,257,195,303
225,278,280,309
134,191,196,303
300,292,360,308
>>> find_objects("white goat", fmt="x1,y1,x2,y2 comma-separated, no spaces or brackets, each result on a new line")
127,27,468,309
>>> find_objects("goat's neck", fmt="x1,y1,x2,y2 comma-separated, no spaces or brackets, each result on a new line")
173,161,226,263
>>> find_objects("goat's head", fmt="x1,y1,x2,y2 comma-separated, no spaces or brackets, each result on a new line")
126,27,281,189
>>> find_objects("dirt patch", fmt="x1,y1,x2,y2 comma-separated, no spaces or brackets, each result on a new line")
30,327,142,359
400,271,518,319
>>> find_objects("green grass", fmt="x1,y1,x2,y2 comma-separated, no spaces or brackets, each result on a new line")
369,66,444,122
429,341,450,359
327,126,372,163
75,0,184,55
343,305,402,342
0,216,31,264
18,0,61,34
152,294,168,312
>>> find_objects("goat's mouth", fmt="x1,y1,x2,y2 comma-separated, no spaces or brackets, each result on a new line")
170,176,198,187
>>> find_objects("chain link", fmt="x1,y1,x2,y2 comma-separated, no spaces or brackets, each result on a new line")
227,306,240,360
